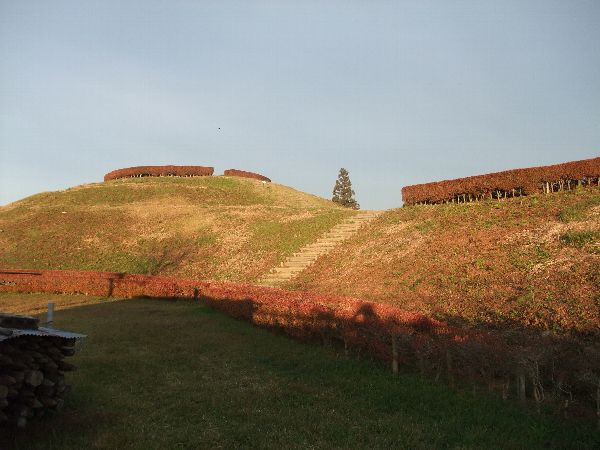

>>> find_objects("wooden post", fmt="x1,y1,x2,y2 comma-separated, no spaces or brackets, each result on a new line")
107,278,114,298
518,373,526,403
502,378,510,401
193,287,199,302
597,380,600,430
46,303,54,328
391,335,398,374
446,349,454,388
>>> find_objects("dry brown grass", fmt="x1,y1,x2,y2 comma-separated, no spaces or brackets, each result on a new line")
291,188,600,333
0,176,352,282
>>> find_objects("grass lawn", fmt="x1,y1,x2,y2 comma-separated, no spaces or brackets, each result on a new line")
0,293,598,449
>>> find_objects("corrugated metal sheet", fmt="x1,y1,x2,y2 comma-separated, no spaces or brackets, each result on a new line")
0,326,86,342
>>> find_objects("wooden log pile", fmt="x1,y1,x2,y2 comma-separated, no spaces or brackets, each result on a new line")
0,314,79,428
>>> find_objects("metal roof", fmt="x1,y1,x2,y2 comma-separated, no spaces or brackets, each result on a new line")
0,327,86,342
0,313,86,342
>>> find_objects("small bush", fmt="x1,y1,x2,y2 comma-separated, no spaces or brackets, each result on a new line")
558,195,600,222
196,234,217,247
559,230,599,248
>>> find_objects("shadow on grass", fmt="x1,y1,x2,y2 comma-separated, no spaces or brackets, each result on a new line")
0,296,598,449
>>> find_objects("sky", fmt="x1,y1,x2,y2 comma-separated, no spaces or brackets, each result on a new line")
1,0,599,210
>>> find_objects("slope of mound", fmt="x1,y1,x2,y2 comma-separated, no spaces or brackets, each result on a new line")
290,188,600,334
0,176,352,282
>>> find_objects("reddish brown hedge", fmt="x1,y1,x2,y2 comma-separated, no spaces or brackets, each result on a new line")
104,165,214,181
401,157,600,205
0,268,443,362
1,268,598,418
224,169,271,182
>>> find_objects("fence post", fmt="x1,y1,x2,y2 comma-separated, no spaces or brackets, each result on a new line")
107,278,114,298
391,334,398,374
518,373,527,403
46,303,54,328
446,349,454,388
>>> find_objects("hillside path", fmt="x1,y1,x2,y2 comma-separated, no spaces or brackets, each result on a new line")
258,210,382,286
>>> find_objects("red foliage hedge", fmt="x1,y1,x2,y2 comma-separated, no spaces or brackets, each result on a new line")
401,157,600,205
223,169,271,182
0,269,442,345
104,165,214,181
1,268,598,417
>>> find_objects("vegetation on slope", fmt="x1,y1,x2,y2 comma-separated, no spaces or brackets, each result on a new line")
0,176,352,282
1,293,597,449
291,188,600,334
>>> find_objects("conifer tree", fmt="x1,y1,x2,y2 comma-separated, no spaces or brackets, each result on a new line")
332,168,360,209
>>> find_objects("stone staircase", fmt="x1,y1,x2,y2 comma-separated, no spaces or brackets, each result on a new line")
259,210,382,286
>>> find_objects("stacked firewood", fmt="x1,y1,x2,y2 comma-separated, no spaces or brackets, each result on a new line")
0,314,78,428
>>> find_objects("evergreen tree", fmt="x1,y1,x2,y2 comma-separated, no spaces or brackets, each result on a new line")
332,168,360,209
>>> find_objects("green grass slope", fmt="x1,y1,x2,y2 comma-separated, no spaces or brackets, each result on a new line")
290,188,600,334
1,293,597,449
0,176,352,282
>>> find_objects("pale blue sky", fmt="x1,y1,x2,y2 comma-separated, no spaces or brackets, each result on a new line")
1,0,599,209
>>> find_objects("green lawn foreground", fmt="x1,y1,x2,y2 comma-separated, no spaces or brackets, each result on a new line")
0,293,597,449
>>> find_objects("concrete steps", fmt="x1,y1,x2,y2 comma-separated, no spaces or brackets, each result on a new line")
258,210,382,286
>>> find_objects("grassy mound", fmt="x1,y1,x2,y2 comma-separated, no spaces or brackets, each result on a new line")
290,188,600,334
0,176,351,282
0,293,597,449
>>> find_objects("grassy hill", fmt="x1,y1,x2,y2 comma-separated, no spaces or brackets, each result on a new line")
290,188,600,334
0,176,352,282
2,176,598,334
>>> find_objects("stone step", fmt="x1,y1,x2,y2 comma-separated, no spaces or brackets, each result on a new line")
267,272,302,278
266,274,300,278
284,258,317,262
284,258,318,262
282,261,316,266
296,245,334,250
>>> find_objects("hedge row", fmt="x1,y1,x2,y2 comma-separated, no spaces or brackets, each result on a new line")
401,157,600,205
1,269,598,421
103,165,214,181
224,169,271,182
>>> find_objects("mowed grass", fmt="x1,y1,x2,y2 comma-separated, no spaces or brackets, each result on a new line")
0,176,352,282
1,293,597,449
